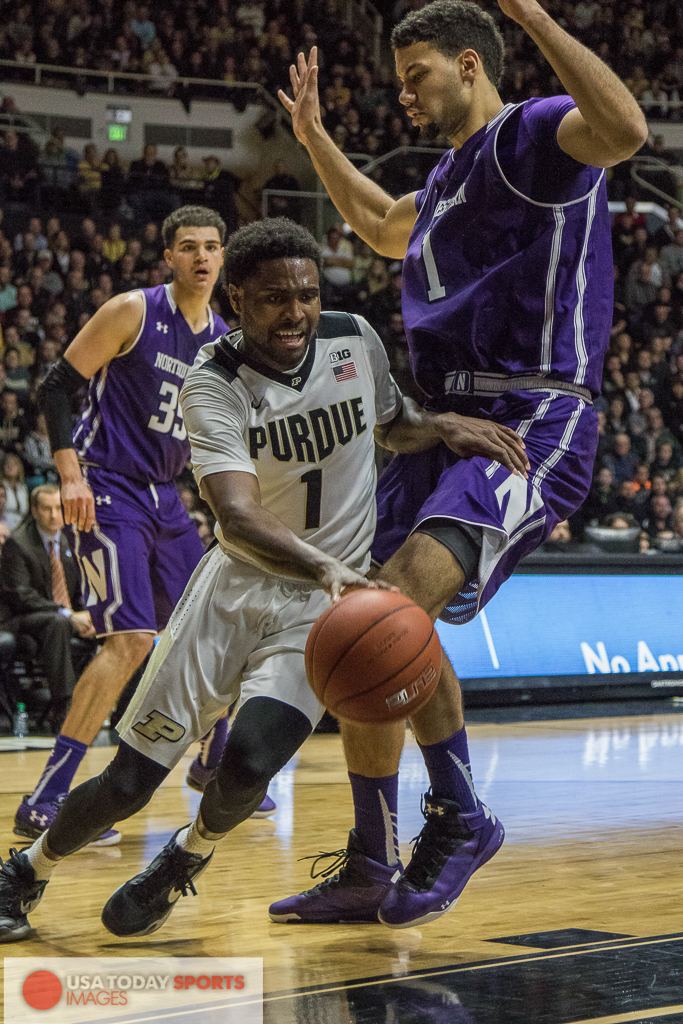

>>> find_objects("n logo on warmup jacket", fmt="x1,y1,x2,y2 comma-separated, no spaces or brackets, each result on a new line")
81,550,108,605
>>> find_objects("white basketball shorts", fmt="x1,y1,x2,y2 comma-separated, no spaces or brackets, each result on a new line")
117,545,328,769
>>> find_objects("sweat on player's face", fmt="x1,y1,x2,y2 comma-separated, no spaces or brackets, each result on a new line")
225,257,321,372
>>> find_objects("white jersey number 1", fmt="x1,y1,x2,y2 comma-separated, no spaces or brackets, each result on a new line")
421,229,446,302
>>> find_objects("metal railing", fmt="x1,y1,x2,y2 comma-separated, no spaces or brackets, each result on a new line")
262,146,448,237
629,155,683,208
0,58,281,117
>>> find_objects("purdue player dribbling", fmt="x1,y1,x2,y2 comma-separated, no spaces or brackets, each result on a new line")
0,219,529,941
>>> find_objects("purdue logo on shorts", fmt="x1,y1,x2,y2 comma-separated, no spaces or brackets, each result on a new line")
132,710,185,743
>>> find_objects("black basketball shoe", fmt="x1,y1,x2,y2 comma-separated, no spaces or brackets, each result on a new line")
101,828,213,937
0,848,49,943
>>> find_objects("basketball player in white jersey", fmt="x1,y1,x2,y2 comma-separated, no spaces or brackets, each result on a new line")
0,219,528,942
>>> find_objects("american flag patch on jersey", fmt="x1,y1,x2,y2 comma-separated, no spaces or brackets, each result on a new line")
333,361,358,382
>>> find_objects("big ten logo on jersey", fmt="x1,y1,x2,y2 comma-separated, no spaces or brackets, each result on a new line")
248,397,366,466
132,709,185,743
329,349,351,363
147,352,192,441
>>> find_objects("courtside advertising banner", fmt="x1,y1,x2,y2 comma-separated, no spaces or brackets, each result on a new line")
4,957,263,1024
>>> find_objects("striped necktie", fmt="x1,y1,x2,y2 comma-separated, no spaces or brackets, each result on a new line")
50,540,71,610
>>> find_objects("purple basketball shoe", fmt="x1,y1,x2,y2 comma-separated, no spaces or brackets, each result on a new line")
13,796,121,847
378,794,504,929
269,830,402,924
185,758,277,817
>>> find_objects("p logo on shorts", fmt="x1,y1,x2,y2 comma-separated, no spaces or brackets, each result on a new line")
132,710,185,743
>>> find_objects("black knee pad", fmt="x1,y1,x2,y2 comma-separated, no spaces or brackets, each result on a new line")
414,517,482,583
215,697,312,796
101,741,170,813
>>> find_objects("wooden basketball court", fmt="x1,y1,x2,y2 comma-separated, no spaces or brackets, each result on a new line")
1,707,682,1023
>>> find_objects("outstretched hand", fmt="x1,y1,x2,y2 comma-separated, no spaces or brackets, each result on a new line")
437,413,530,478
278,46,322,144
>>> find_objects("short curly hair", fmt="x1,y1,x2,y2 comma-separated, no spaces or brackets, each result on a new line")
162,205,226,249
223,218,322,287
391,0,505,89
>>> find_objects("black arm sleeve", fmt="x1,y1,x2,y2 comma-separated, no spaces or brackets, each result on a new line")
38,357,89,454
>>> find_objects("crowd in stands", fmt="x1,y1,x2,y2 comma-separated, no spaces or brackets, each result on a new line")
0,0,680,122
0,193,682,554
0,0,682,558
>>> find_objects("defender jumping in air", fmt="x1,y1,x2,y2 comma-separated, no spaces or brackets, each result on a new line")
271,0,648,928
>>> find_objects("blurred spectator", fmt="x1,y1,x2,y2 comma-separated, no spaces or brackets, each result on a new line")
76,144,103,213
99,149,126,215
2,348,30,398
202,157,241,237
102,223,126,264
0,265,17,313
321,225,355,306
0,453,29,530
604,433,640,483
0,483,96,730
127,144,177,222
24,412,57,488
263,160,301,220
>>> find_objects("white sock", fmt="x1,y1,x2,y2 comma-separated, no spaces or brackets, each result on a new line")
175,819,222,858
25,834,60,881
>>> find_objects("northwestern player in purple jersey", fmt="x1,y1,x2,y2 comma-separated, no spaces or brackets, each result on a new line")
272,1,648,928
11,206,244,844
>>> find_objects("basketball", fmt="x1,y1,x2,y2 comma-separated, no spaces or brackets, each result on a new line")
305,588,442,723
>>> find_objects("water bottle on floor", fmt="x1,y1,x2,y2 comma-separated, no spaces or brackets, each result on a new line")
13,703,29,739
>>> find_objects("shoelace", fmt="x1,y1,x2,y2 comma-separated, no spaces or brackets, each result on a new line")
131,847,201,900
402,796,465,889
298,848,349,880
0,848,39,899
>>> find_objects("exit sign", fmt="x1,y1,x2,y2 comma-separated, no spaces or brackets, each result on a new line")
109,124,127,141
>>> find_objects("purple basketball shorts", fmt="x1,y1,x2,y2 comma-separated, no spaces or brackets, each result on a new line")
372,391,598,623
67,467,204,637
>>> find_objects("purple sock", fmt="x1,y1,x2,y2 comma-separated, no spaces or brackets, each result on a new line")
28,735,88,805
348,771,399,866
198,717,229,769
419,727,479,812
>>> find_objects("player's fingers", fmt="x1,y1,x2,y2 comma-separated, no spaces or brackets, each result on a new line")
278,89,294,113
289,63,300,95
83,497,96,533
490,443,522,477
297,51,308,80
497,423,526,447
375,580,399,592
492,427,530,469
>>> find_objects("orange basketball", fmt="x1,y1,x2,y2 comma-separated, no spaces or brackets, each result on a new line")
305,588,442,723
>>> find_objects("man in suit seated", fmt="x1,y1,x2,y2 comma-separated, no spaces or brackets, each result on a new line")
0,484,96,730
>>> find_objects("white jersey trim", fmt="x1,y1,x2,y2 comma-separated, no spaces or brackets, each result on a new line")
573,187,598,385
114,289,147,359
492,105,605,209
541,207,566,373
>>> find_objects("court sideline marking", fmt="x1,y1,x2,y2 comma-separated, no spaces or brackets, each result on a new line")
566,1006,683,1024
262,932,683,1005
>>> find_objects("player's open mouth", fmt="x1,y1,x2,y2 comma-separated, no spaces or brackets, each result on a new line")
195,268,209,278
274,329,306,347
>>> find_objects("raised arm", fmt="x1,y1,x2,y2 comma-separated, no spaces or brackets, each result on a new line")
279,48,418,258
499,0,648,167
39,290,144,532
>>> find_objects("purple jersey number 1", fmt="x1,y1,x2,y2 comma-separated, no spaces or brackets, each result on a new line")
421,228,446,302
